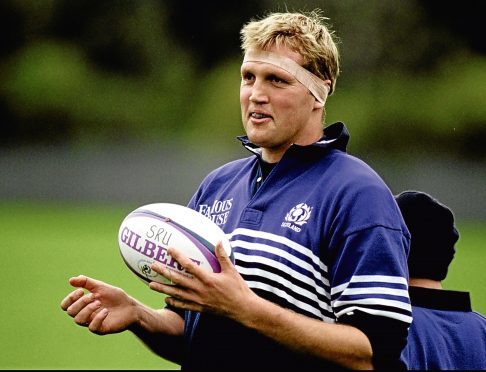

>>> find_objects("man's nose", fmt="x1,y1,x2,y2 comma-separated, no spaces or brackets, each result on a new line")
249,80,269,103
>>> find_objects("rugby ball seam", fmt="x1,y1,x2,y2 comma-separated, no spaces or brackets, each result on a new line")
128,209,221,272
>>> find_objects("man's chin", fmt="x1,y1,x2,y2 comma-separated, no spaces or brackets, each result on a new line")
246,128,274,146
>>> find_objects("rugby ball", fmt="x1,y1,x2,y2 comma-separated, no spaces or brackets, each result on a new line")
118,203,233,285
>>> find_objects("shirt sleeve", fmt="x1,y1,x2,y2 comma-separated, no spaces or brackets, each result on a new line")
340,309,409,370
329,226,412,324
328,218,412,369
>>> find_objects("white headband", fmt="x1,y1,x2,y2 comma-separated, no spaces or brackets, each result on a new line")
242,49,331,104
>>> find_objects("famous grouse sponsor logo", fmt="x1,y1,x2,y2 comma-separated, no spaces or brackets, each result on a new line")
198,198,233,226
281,203,313,232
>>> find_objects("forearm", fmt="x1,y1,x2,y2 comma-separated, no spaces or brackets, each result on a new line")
235,294,373,369
129,303,184,364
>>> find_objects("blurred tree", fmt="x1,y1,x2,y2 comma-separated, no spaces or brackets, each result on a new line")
0,0,484,159
164,0,264,70
47,0,171,76
0,0,198,145
0,0,26,58
419,0,485,54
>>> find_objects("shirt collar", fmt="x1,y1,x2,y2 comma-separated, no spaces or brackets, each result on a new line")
237,122,350,157
409,286,472,311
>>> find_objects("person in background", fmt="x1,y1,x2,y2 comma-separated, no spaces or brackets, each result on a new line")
61,10,412,370
395,190,486,370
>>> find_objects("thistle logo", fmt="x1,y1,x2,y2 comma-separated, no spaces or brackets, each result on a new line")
281,203,313,232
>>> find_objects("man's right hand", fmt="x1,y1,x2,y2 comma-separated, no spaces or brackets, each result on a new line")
60,275,138,335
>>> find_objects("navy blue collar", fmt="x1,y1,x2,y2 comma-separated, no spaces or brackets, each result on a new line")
237,122,350,157
409,286,472,311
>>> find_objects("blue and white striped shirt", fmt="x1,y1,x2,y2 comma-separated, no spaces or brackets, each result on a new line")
182,122,411,369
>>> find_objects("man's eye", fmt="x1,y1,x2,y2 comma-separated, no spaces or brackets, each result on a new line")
270,76,286,84
242,73,254,82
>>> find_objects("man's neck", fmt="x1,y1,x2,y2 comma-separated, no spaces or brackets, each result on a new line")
409,278,443,289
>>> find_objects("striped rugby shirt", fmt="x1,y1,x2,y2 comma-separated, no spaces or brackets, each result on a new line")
181,122,412,369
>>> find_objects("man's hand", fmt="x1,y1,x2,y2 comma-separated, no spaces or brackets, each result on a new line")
149,241,256,319
60,275,138,334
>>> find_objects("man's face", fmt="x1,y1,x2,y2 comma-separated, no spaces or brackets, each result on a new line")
240,45,322,162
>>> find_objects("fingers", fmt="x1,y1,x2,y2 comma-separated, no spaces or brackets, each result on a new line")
149,279,185,299
60,288,85,311
61,275,101,312
64,291,97,317
61,276,112,334
150,248,201,284
61,286,109,331
148,266,197,306
150,243,232,289
88,308,109,334
166,247,201,276
73,299,101,326
69,275,102,291
215,241,233,269
165,297,202,313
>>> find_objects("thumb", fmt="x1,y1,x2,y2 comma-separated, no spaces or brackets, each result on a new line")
69,275,102,291
215,241,234,270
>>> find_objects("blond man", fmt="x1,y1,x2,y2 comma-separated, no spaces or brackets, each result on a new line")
61,11,411,370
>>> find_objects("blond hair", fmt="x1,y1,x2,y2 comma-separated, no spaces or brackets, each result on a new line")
240,10,340,95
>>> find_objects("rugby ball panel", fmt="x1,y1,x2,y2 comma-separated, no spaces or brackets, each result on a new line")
118,203,232,284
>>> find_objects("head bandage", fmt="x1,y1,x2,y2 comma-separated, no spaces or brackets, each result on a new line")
242,49,331,104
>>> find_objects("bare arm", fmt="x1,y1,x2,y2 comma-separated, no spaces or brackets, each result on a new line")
128,304,184,363
149,244,373,369
60,275,184,364
234,293,373,369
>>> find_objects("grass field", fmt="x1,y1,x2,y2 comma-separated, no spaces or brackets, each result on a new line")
1,200,485,369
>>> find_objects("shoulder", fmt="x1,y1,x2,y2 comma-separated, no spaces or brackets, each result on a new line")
318,151,407,235
324,151,396,208
329,151,386,186
471,311,486,327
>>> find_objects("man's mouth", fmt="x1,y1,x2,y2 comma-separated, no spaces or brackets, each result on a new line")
250,112,271,119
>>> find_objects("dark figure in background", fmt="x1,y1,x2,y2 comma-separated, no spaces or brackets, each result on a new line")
396,190,486,370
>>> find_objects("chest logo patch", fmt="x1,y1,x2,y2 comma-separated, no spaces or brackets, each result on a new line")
281,203,313,232
198,198,233,227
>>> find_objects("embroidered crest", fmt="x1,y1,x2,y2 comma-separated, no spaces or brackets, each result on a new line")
282,203,313,232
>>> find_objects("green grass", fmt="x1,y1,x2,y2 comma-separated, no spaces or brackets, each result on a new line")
0,200,178,370
444,221,486,312
1,200,485,369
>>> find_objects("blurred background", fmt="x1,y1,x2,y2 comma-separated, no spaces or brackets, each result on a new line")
0,0,484,369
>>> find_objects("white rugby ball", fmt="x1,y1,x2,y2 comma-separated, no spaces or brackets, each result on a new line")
118,203,233,285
